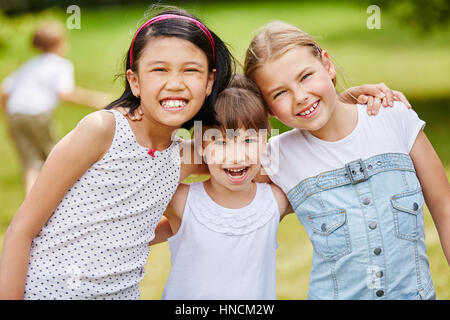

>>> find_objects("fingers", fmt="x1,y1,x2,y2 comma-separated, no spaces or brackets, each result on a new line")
127,112,139,121
367,96,374,115
376,83,393,107
128,106,144,121
116,107,128,116
392,90,412,109
368,96,383,115
357,94,369,104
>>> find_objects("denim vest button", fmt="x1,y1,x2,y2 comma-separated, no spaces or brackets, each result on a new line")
376,271,383,278
369,222,377,230
321,223,327,232
363,198,371,205
367,164,373,170
377,161,382,166
374,248,382,255
376,290,384,297
413,202,419,211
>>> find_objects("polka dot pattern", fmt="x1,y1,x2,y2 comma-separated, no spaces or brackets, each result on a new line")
24,110,180,300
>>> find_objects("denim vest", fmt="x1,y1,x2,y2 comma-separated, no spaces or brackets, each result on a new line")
287,153,435,300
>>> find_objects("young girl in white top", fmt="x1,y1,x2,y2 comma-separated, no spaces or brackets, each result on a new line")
161,75,290,300
0,9,235,300
244,21,450,299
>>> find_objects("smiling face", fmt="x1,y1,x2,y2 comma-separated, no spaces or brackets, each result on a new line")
202,128,267,192
254,46,339,132
127,36,215,128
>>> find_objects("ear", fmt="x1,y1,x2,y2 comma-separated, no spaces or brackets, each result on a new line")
320,50,337,82
126,69,140,97
206,68,216,97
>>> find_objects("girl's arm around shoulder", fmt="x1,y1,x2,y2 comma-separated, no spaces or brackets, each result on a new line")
150,183,191,246
269,184,293,220
410,130,450,265
0,111,115,299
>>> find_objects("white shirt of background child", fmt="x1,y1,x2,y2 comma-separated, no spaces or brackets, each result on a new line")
2,53,75,115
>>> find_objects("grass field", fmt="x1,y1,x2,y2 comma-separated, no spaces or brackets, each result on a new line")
0,1,449,299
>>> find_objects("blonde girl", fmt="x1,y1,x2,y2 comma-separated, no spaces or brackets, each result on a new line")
244,21,449,300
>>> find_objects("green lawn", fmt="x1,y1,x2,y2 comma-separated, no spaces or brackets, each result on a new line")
0,1,449,299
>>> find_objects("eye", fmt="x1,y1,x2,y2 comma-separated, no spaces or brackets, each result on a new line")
273,90,286,100
214,140,226,145
301,73,312,81
151,67,167,72
244,137,257,144
185,68,200,73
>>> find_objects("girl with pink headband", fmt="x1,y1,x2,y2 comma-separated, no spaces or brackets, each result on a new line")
0,8,234,300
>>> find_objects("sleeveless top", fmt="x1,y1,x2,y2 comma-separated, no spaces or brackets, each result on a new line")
24,109,180,299
162,182,280,300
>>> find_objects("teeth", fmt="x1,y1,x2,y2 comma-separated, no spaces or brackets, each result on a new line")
299,101,319,116
161,100,187,108
227,168,245,172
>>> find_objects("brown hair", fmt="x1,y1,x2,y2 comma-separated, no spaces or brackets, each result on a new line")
212,74,270,134
32,21,66,52
244,21,336,86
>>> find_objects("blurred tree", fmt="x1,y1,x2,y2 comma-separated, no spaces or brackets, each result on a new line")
374,0,450,31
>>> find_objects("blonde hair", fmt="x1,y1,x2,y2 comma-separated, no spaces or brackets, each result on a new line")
244,21,336,86
32,21,66,52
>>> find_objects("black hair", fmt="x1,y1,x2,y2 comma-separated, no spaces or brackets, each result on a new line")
105,8,235,129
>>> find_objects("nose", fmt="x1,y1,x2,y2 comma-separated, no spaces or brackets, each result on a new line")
293,86,308,105
225,141,246,164
165,72,185,91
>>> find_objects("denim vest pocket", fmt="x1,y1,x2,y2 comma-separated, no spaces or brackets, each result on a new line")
391,188,424,241
307,209,351,261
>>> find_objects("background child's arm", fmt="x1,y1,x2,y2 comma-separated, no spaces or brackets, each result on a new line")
410,130,450,265
59,87,111,110
0,111,114,299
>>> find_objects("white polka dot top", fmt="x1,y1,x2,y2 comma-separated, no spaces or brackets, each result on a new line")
24,109,180,300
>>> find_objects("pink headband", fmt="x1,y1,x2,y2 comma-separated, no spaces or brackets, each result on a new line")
129,14,216,68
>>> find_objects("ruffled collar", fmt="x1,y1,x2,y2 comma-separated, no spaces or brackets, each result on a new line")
187,182,277,236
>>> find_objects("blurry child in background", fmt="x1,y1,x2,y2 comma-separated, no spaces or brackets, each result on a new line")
0,21,110,194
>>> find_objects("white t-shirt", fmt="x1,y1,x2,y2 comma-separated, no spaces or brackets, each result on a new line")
162,182,279,300
2,53,74,115
262,102,425,194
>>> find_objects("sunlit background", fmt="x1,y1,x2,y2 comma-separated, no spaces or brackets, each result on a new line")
0,0,449,299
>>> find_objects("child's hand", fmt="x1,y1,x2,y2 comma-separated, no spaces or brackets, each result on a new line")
115,106,144,121
340,84,412,115
357,89,412,115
